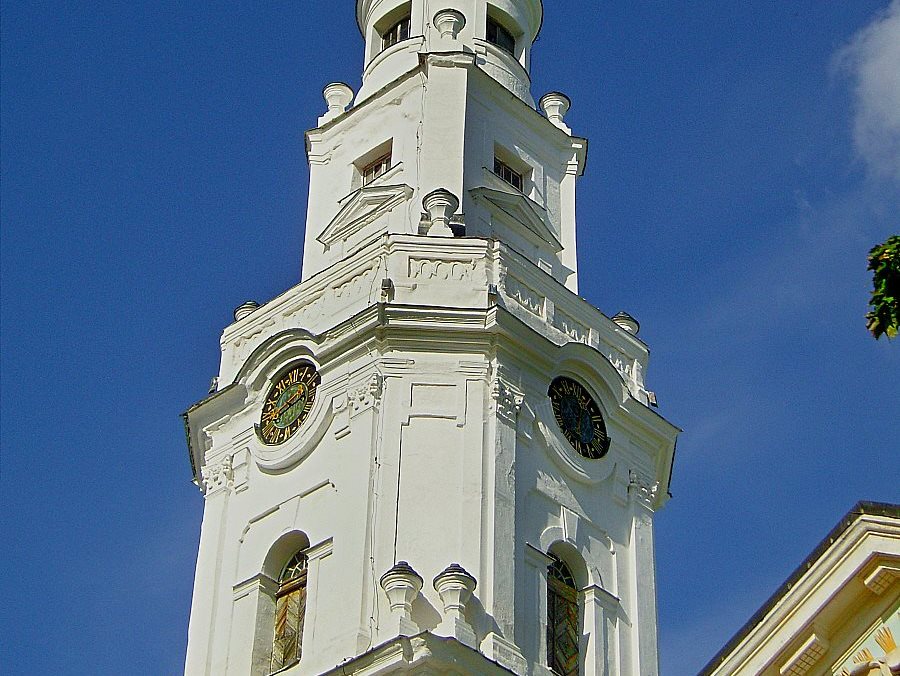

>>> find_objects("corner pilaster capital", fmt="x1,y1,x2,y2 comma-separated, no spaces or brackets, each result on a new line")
232,572,278,601
491,375,524,423
305,536,334,562
349,372,384,417
201,454,234,496
628,469,659,509
582,584,620,612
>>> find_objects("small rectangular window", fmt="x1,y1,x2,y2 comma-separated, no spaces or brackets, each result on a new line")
487,17,516,56
363,152,392,185
382,16,411,50
494,157,523,192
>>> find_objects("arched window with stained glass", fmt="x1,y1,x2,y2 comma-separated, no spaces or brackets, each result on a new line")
270,549,308,673
547,554,580,676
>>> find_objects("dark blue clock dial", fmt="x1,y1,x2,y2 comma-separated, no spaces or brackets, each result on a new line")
548,377,610,459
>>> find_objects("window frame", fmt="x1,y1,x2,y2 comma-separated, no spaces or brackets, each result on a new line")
486,16,516,56
494,156,524,192
269,550,309,674
546,555,581,676
381,14,411,51
362,152,393,186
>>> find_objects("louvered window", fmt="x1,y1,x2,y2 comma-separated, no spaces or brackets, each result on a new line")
547,556,580,676
270,550,308,673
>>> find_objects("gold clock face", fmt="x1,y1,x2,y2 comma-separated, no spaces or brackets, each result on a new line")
257,362,320,446
548,376,610,459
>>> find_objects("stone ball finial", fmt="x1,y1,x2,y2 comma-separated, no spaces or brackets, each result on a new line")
322,82,354,117
612,311,640,335
233,300,260,322
539,92,571,129
433,9,466,40
422,188,460,237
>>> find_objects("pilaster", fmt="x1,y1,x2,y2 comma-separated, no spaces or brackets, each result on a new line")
627,470,662,676
185,452,234,676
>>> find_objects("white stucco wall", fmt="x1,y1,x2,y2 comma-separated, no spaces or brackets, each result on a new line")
184,3,679,675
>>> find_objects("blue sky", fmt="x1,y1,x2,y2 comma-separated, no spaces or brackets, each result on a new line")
1,2,897,674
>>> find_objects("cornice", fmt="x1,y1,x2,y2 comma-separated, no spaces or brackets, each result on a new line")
701,503,900,675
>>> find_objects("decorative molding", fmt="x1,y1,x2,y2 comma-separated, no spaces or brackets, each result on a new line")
234,317,276,350
533,397,616,485
349,372,384,417
524,542,554,568
504,274,545,318
491,375,524,422
232,572,278,601
628,469,659,507
778,633,829,676
248,393,335,471
317,183,413,249
305,536,334,562
409,257,478,282
201,455,233,495
480,632,528,676
238,480,336,543
231,448,251,492
863,563,899,595
282,293,323,325
553,309,589,344
469,184,561,250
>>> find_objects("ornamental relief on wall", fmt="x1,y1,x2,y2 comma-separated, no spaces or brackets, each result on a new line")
408,257,479,282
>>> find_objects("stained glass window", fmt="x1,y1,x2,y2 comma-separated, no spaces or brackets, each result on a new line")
547,555,580,676
270,550,308,673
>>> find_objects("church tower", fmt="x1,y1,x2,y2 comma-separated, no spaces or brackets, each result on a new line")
182,2,680,675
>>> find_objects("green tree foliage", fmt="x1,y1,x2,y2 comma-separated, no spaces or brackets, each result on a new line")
866,235,900,340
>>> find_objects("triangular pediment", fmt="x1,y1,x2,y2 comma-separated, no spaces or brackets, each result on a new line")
318,183,413,248
469,180,562,251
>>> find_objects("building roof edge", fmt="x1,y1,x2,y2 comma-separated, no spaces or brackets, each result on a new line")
698,500,900,675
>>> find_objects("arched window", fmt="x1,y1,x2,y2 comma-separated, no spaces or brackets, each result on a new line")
270,549,308,673
547,555,580,675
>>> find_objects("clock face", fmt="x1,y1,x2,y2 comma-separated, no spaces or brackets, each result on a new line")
548,376,610,459
257,362,321,446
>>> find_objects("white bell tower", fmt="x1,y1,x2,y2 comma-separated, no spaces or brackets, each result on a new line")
183,2,680,675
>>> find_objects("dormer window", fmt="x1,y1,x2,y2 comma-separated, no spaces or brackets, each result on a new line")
494,156,523,192
363,152,392,185
382,15,411,50
487,17,516,56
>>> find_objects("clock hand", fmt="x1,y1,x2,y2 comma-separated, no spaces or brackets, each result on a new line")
271,387,306,418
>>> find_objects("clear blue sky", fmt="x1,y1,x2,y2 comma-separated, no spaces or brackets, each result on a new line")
2,2,897,674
